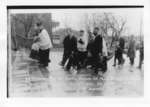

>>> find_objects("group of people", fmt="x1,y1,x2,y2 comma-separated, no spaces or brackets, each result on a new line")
60,27,108,74
113,35,144,69
60,27,144,74
29,21,144,75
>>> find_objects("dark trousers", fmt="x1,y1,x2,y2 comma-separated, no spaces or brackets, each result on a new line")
39,48,50,67
93,54,107,73
130,57,135,65
30,49,39,60
61,50,72,66
139,53,144,68
118,53,123,65
114,51,118,65
66,52,77,70
85,55,95,67
76,51,87,69
114,49,124,65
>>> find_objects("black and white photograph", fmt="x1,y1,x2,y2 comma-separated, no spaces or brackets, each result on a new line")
7,6,144,97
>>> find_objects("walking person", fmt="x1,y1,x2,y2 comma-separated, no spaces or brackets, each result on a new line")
127,35,136,66
92,27,108,74
60,29,77,69
117,37,125,66
138,40,144,69
76,30,88,69
34,21,53,67
86,31,96,68
113,41,119,66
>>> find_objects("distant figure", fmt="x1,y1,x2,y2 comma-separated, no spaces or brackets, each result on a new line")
138,40,144,69
34,21,53,67
76,30,88,69
60,29,77,70
113,41,119,66
127,35,136,66
113,36,125,66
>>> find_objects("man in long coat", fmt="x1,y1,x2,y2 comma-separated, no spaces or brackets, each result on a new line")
60,29,77,70
92,27,108,74
127,35,136,66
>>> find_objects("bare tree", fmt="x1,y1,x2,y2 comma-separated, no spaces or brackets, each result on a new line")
83,12,127,49
12,14,35,38
103,13,126,47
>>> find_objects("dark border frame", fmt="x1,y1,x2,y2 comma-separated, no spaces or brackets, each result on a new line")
7,5,144,9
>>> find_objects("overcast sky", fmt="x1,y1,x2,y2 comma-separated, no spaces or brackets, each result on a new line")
10,8,143,36
52,8,143,36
